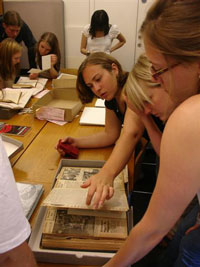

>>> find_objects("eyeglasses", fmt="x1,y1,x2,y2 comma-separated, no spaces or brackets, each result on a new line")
151,63,180,80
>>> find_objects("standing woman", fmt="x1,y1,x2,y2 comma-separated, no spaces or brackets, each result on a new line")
80,10,126,56
104,0,200,266
0,38,22,89
29,32,61,79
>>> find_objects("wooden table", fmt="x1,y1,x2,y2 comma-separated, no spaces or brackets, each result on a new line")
13,113,113,226
4,77,113,266
4,74,134,266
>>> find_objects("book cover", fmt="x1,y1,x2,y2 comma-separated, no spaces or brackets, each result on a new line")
0,123,31,136
80,107,105,126
41,166,129,252
16,182,44,220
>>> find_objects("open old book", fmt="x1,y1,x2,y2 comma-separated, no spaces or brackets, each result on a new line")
41,166,129,251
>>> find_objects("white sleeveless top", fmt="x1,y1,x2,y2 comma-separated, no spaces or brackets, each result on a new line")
82,24,120,54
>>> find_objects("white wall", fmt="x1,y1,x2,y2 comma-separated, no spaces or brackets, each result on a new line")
4,0,65,69
3,0,153,71
63,0,139,71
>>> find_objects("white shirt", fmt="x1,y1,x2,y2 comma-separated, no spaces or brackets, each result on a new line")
0,136,30,253
82,24,120,54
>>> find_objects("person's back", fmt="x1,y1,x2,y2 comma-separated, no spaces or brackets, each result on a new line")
80,10,126,56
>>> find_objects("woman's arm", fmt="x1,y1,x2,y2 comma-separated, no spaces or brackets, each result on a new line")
80,34,89,56
0,241,38,267
110,33,126,53
104,97,200,266
82,107,144,208
49,54,59,78
71,108,122,148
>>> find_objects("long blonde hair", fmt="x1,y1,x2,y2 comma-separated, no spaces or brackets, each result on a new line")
124,54,159,111
0,38,22,80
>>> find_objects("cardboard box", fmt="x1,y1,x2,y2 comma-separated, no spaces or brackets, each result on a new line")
52,73,77,89
1,134,23,159
32,88,82,122
29,159,133,265
52,78,76,89
0,107,19,119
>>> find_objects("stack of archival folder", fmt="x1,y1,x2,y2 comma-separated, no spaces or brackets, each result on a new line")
41,165,129,252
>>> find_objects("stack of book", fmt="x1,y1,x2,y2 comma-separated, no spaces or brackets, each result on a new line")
41,166,129,252
17,182,44,220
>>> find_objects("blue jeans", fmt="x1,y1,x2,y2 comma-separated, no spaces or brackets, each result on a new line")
157,203,200,267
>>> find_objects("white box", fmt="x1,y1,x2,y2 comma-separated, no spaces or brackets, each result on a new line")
80,107,105,126
29,159,133,265
2,134,23,159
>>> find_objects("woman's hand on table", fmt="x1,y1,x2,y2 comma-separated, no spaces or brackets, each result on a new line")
56,137,78,156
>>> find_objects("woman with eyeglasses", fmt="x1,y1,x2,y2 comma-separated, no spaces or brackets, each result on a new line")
103,0,200,266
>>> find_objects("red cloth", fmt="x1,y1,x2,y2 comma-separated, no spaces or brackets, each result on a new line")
58,139,79,159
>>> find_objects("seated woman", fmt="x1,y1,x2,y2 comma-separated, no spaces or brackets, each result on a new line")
29,32,61,79
0,38,22,89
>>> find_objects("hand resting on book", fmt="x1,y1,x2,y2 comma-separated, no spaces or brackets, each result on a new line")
81,170,114,209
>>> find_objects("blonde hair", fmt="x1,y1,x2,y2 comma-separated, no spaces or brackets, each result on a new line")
141,0,200,63
0,38,22,80
124,54,159,111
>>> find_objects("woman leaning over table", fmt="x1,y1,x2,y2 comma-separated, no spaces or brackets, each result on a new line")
103,0,200,266
80,10,126,56
57,52,145,207
0,38,22,89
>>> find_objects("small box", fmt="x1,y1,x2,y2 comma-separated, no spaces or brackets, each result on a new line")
29,159,133,265
32,88,82,122
1,134,23,159
52,78,76,89
0,107,19,119
52,73,77,89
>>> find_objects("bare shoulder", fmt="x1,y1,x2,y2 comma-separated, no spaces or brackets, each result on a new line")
161,95,200,163
165,95,200,134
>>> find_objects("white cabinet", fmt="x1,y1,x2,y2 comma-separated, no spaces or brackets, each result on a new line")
134,0,155,63
93,0,138,71
64,0,90,68
64,0,154,71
